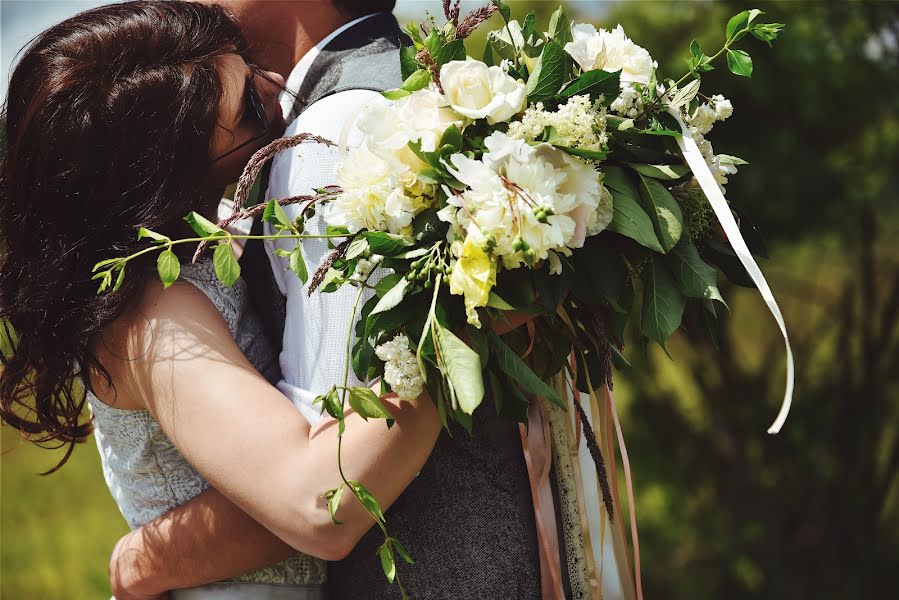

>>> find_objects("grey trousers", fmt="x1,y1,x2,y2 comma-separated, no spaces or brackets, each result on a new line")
171,583,326,599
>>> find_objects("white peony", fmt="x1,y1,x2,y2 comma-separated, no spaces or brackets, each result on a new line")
357,91,463,156
439,59,527,124
328,143,418,234
442,132,604,269
564,24,657,85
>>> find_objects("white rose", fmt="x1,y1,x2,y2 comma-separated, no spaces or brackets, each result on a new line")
564,24,656,85
439,59,527,124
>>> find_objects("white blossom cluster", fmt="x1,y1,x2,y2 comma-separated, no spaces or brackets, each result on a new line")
508,94,608,153
610,83,644,119
374,334,424,401
685,95,737,190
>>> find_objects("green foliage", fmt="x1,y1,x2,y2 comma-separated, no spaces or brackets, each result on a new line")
156,249,180,289
526,40,570,104
212,243,240,288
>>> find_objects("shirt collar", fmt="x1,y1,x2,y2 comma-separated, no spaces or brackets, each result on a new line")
278,12,381,119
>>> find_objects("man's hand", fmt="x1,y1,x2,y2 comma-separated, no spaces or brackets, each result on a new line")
109,531,169,600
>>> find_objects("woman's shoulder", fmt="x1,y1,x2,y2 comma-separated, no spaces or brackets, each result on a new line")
88,275,232,410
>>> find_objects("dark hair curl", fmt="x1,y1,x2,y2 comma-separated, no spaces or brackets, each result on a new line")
0,0,247,471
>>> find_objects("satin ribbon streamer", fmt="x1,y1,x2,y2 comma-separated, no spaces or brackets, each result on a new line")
669,109,794,434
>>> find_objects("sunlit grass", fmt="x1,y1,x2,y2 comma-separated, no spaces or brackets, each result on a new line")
1,426,128,599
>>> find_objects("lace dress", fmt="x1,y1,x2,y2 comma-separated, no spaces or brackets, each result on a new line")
88,260,326,598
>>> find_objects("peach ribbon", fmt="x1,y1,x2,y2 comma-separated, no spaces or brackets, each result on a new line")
519,396,566,599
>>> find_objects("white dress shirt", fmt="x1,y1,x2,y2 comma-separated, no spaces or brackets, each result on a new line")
265,14,389,425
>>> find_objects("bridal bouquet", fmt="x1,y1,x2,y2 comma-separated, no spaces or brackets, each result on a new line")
95,2,792,593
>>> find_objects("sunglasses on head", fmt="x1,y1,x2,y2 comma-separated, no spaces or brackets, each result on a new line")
212,69,271,163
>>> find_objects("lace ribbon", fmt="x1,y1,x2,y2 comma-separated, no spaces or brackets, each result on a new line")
669,109,795,434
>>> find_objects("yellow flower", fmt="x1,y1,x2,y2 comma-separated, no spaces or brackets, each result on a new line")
449,231,497,328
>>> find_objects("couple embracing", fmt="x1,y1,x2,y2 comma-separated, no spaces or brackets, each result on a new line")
0,1,630,598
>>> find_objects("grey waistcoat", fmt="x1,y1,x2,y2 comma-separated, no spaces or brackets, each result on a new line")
245,13,542,599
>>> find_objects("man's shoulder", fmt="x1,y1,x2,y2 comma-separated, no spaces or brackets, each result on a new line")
282,89,383,141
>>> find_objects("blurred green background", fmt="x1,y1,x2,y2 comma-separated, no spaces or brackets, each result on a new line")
2,0,898,598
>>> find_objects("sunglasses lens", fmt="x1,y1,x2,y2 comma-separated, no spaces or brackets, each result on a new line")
248,82,268,131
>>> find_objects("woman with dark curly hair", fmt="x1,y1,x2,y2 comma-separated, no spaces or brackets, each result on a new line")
0,2,440,597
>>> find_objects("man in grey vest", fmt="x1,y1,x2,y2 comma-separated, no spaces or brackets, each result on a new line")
108,2,545,598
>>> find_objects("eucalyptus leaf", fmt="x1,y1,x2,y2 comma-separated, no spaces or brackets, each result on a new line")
434,321,484,414
641,260,686,348
213,243,241,287
157,250,180,289
637,174,683,252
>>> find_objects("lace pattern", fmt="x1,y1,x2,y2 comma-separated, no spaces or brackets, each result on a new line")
88,259,325,586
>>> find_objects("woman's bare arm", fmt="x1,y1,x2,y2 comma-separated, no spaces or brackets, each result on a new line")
104,280,440,596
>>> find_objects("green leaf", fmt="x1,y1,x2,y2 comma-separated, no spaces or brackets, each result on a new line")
604,168,665,253
112,265,127,293
560,69,621,104
716,154,749,166
433,39,466,67
433,321,484,414
486,291,515,310
378,541,396,583
669,240,725,304
92,257,121,272
401,69,431,92
439,124,463,152
521,12,537,43
364,231,410,256
488,331,562,408
726,10,751,42
494,0,511,23
348,386,393,420
556,146,609,162
321,387,344,421
262,199,294,232
382,89,412,101
637,174,683,253
213,243,240,287
547,6,573,46
392,539,415,564
371,277,410,316
526,40,569,104
751,22,784,46
345,237,369,260
137,228,170,245
399,44,419,80
667,78,701,110
289,244,308,283
350,480,385,522
641,260,686,348
629,163,691,180
727,49,753,77
184,212,226,238
326,485,344,525
157,250,180,289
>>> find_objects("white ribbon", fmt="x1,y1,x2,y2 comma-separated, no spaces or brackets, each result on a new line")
669,109,794,434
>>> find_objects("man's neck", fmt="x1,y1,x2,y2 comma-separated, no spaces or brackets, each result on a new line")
232,2,350,78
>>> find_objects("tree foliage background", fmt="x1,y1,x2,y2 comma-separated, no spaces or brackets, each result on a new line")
2,1,898,598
